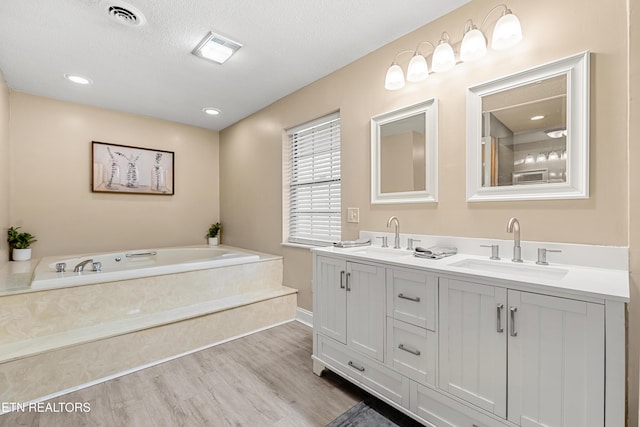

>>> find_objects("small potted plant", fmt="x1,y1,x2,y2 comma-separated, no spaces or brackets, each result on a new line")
206,222,222,246
7,226,37,261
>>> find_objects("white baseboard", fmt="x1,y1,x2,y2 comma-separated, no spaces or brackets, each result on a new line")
296,307,313,327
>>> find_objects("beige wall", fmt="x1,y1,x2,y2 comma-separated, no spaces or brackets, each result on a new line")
628,0,640,423
220,0,635,419
9,92,220,258
220,0,627,301
0,71,9,267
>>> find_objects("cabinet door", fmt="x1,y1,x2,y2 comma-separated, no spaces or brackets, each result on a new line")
315,256,347,344
346,262,386,362
507,290,604,427
439,278,507,418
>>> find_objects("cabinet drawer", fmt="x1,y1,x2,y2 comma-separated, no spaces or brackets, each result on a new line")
317,335,408,406
386,318,436,387
411,382,506,427
386,268,437,330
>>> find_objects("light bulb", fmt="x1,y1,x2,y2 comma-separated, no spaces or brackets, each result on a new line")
524,154,535,164
460,28,487,62
536,152,547,162
407,53,429,82
492,10,523,50
432,41,456,73
384,63,405,90
548,151,559,161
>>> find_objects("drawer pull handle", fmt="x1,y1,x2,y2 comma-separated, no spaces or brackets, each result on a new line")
346,272,351,291
510,306,518,337
398,293,420,302
340,270,345,289
398,344,421,356
348,361,365,372
496,303,504,333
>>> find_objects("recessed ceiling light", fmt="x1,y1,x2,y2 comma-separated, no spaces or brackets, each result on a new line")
203,108,221,116
192,32,242,64
64,74,92,85
546,129,567,138
530,115,545,121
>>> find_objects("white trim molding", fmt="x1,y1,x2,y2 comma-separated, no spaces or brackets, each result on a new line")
296,307,313,327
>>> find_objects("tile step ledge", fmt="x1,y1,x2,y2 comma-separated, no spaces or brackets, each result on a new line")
0,286,297,364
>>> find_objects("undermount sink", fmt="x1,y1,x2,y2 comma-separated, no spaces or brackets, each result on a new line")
450,258,568,280
348,247,411,257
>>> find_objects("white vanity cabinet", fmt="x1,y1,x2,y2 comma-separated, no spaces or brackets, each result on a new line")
313,255,409,406
439,278,605,426
312,247,626,427
314,255,386,361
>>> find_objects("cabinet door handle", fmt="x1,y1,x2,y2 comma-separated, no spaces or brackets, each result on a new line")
348,360,365,372
398,344,421,356
510,306,518,337
346,272,351,291
398,293,420,302
340,270,345,289
496,303,504,333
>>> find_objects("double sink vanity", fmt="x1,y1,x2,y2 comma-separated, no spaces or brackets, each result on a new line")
311,51,627,426
311,225,628,427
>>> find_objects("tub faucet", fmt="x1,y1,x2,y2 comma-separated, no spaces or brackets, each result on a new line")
386,216,401,249
74,259,94,273
507,217,522,263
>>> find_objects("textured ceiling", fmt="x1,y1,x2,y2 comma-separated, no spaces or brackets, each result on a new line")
0,0,469,131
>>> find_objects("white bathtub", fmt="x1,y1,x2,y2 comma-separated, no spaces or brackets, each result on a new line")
31,246,260,289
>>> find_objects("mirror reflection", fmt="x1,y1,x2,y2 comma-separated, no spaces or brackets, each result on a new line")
370,98,437,204
466,51,589,201
380,114,426,193
481,75,567,187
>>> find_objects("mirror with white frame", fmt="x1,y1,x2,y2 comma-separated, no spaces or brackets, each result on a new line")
466,51,589,201
371,98,438,204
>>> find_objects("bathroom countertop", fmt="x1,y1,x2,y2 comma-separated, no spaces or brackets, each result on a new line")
313,245,630,303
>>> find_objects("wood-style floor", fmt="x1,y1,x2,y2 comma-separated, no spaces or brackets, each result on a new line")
0,321,367,427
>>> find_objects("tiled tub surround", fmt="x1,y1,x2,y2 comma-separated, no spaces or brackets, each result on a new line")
0,246,297,406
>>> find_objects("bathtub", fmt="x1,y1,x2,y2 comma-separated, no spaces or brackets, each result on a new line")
31,246,260,289
2,245,296,405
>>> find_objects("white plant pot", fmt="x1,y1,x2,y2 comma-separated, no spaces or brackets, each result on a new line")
208,237,219,246
13,248,32,261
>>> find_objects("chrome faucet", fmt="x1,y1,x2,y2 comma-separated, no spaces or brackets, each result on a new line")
386,216,401,249
506,218,522,263
74,259,94,273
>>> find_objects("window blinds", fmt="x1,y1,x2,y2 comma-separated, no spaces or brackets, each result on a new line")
287,112,341,246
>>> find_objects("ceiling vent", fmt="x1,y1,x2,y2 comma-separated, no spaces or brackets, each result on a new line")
102,1,146,26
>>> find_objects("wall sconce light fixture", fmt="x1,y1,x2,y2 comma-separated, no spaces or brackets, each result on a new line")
384,4,523,90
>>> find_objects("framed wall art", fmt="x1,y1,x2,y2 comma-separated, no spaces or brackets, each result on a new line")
91,141,175,195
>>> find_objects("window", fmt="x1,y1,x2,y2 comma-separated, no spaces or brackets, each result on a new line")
286,112,341,246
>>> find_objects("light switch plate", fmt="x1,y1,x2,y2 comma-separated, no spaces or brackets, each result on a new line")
347,207,360,223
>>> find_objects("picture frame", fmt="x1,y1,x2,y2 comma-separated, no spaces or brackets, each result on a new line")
91,141,175,195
